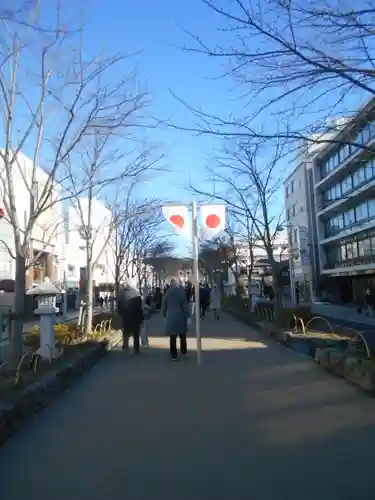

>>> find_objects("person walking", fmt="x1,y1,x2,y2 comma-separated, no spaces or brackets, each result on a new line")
141,292,153,347
210,283,222,320
199,282,211,319
364,288,374,316
117,279,144,355
162,278,190,362
153,287,162,310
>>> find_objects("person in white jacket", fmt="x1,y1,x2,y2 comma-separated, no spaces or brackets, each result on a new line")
210,284,222,320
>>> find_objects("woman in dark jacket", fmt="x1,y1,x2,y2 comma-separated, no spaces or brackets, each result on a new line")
117,280,144,354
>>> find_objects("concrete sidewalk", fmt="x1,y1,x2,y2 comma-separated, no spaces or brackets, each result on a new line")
312,301,375,326
1,313,375,499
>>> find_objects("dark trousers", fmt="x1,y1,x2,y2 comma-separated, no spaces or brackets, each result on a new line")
122,324,141,354
200,301,208,318
170,334,187,359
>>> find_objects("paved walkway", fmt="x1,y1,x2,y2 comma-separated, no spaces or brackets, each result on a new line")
312,302,375,326
1,313,375,499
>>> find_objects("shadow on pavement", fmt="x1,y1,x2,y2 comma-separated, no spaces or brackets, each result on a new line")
1,314,375,500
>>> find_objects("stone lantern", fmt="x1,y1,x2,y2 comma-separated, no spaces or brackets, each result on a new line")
26,277,62,360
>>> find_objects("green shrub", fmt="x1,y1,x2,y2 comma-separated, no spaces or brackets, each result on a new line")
24,312,114,346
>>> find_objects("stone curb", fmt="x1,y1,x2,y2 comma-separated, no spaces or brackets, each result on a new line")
224,307,375,397
0,331,122,447
315,347,375,396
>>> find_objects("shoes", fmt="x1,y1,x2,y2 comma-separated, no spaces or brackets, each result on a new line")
181,352,188,357
171,357,179,362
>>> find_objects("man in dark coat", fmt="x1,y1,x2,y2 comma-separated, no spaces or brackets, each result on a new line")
162,278,190,362
117,280,144,354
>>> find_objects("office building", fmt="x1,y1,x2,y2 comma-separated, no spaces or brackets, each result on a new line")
284,136,328,300
313,97,375,301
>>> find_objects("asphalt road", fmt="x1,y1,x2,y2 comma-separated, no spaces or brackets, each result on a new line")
1,313,375,500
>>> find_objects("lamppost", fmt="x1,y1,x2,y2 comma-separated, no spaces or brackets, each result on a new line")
279,223,314,304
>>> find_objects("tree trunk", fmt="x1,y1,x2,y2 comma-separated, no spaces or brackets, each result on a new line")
272,272,284,325
114,263,120,308
84,260,94,336
11,253,26,363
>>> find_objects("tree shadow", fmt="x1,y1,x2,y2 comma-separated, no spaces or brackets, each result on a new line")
1,320,375,500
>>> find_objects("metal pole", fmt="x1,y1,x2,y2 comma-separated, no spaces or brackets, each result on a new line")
191,200,202,365
290,254,296,304
63,268,68,319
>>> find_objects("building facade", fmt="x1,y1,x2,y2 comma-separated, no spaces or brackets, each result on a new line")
313,98,375,302
0,151,118,299
0,152,61,290
284,136,328,300
225,236,289,294
62,198,116,295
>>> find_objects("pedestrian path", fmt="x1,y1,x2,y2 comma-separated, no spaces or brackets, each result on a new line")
1,313,375,499
312,301,375,326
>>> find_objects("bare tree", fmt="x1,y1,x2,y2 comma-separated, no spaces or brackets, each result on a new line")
64,133,160,335
190,139,287,319
110,184,157,300
177,0,375,150
0,2,151,360
145,253,187,287
129,209,172,293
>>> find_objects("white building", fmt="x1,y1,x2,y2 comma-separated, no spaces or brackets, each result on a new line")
0,151,62,289
225,236,289,294
59,197,116,294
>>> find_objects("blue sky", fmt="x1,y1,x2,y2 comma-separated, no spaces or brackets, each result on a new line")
85,0,237,201
80,0,243,254
6,0,370,256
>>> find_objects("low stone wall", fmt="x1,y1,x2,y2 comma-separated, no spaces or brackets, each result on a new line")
315,347,375,395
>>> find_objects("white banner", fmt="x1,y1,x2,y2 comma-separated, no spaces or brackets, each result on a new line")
162,205,190,237
200,204,226,239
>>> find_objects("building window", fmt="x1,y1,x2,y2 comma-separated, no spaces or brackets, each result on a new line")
358,237,371,257
340,241,346,261
300,205,304,212
67,264,75,277
341,175,352,195
352,240,359,258
292,204,296,216
320,117,375,180
294,228,298,243
362,124,371,144
343,209,355,228
369,199,375,218
291,180,295,193
346,241,353,260
286,185,289,197
287,208,291,220
356,202,368,222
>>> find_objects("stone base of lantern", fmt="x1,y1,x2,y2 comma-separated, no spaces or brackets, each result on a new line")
34,307,61,361
36,345,62,360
